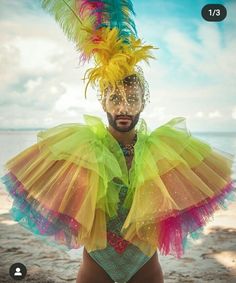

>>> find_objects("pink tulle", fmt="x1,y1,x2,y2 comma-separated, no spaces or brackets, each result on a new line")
158,181,236,258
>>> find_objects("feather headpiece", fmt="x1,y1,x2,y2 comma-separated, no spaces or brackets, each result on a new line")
41,0,157,98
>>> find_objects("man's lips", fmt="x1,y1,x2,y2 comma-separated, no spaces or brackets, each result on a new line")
116,116,132,120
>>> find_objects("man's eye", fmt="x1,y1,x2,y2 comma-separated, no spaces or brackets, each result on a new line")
127,97,138,103
110,95,121,103
110,95,117,100
112,100,120,105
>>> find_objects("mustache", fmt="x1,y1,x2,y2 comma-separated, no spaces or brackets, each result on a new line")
115,115,132,120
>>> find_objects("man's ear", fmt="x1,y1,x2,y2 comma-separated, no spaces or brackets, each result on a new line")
101,100,107,112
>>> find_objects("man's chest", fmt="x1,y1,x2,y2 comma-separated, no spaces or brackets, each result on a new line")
125,155,133,170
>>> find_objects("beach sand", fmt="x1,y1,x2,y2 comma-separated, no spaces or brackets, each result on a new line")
0,188,236,283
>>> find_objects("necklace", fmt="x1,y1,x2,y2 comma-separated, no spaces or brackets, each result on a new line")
118,132,137,157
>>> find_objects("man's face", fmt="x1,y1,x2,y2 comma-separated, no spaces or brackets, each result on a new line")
102,81,144,132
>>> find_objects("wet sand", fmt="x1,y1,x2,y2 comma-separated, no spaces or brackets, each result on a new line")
0,189,236,283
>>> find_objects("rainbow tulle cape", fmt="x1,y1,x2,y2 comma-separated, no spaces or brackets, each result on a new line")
1,114,235,259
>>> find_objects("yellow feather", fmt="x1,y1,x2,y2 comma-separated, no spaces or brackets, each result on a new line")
82,27,158,98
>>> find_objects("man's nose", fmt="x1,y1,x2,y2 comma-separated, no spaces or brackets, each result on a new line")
118,99,129,112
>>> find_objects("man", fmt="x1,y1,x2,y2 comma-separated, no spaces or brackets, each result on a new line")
1,73,235,283
2,1,235,282
76,74,165,283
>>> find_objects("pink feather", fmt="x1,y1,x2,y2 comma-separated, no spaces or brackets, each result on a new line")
76,0,105,27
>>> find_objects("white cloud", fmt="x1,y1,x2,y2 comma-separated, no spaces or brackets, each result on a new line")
162,23,236,83
135,9,236,132
208,110,222,119
232,107,236,120
0,2,94,128
195,111,204,118
0,76,66,110
14,37,63,72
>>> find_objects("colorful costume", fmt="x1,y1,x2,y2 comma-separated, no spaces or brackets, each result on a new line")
1,1,236,283
1,115,235,282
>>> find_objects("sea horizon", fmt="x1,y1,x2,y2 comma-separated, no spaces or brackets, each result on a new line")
0,128,236,135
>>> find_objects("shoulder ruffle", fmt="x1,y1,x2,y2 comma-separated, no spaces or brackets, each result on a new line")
1,115,127,252
121,116,236,258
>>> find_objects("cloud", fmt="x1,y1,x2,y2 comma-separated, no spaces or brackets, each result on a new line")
0,0,98,127
195,111,204,118
0,77,66,110
161,23,236,84
208,110,223,118
0,0,235,132
135,3,236,132
232,107,236,120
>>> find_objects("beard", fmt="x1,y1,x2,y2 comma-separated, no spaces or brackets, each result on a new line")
106,112,140,132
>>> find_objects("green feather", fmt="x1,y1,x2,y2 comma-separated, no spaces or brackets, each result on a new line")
41,0,87,44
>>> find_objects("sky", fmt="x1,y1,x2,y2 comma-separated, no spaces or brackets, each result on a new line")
0,0,235,132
